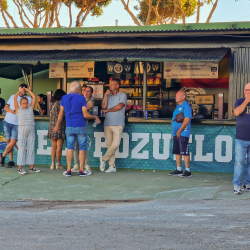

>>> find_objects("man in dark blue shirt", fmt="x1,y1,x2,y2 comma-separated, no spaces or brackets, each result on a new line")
169,90,192,178
233,83,250,194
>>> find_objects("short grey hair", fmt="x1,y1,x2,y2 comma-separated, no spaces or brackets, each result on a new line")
70,81,81,92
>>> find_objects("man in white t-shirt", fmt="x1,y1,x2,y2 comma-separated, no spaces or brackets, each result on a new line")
0,84,32,168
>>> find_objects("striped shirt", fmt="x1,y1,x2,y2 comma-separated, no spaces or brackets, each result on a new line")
17,106,35,125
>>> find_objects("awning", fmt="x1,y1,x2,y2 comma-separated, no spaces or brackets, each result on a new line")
0,48,229,64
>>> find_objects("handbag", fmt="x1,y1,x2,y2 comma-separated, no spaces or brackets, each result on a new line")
173,112,184,123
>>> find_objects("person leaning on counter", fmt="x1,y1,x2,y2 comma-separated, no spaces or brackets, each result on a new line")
36,94,47,115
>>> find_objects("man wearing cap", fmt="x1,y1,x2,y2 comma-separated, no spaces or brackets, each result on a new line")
0,84,32,168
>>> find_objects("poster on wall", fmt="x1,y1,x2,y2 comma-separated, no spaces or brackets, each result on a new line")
49,62,95,78
107,62,133,74
88,85,103,99
163,62,218,79
134,62,161,74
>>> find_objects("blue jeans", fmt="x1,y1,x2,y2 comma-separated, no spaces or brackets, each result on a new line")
65,127,87,151
233,139,250,186
3,121,18,140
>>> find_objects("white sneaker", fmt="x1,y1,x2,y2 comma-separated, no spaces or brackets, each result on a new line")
99,157,106,172
83,169,92,176
85,165,91,172
105,166,116,173
18,168,26,175
71,165,80,172
234,185,242,194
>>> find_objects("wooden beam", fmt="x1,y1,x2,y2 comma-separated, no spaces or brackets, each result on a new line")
57,78,62,89
62,62,67,92
29,65,33,91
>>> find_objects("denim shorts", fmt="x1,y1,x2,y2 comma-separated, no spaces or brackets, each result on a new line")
65,127,87,151
172,136,189,155
3,121,18,140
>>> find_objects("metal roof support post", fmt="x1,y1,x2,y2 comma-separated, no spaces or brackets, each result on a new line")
63,62,67,92
143,62,147,117
29,65,33,91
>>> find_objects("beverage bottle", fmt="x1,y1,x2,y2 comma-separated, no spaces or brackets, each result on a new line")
92,120,98,127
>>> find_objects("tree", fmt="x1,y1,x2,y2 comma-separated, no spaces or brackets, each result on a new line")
0,0,111,28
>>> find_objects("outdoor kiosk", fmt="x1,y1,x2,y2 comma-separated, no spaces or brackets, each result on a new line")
0,22,250,173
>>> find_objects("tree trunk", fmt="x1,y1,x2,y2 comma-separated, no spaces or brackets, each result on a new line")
1,10,9,28
76,7,86,27
196,0,200,23
206,0,219,23
68,0,72,27
78,5,93,27
0,0,18,27
145,0,153,26
170,0,178,24
120,0,141,26
55,4,61,27
42,11,49,28
14,0,33,27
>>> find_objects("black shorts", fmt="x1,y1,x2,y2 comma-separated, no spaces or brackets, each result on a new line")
172,136,190,155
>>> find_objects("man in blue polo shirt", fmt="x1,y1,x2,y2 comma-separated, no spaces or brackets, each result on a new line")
53,81,100,177
169,90,192,178
232,83,250,194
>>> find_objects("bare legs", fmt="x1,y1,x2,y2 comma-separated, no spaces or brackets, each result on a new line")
51,139,64,165
67,149,86,171
2,139,17,160
176,154,190,169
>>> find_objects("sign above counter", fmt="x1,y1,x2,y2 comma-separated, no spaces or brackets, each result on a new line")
107,62,133,74
49,62,95,78
164,62,218,79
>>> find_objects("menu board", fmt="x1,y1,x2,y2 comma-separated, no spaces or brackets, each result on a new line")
164,62,218,79
49,62,95,78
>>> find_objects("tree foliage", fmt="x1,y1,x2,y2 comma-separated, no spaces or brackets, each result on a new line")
0,0,111,28
134,0,196,25
122,0,220,26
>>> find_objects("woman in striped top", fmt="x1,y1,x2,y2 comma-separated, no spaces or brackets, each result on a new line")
14,88,41,175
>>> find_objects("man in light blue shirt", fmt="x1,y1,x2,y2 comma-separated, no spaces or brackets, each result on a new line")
100,78,127,173
169,90,192,178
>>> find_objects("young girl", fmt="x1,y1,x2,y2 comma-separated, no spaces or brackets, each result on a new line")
14,88,41,174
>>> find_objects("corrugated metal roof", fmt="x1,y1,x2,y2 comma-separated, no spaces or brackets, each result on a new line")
0,48,229,64
0,22,250,36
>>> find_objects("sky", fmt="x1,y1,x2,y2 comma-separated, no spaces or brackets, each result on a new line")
1,0,250,28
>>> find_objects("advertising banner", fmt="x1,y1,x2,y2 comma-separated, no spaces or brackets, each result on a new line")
0,120,236,173
164,62,218,79
49,62,95,78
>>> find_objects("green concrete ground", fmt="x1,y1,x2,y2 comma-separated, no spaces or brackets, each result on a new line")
0,165,248,201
